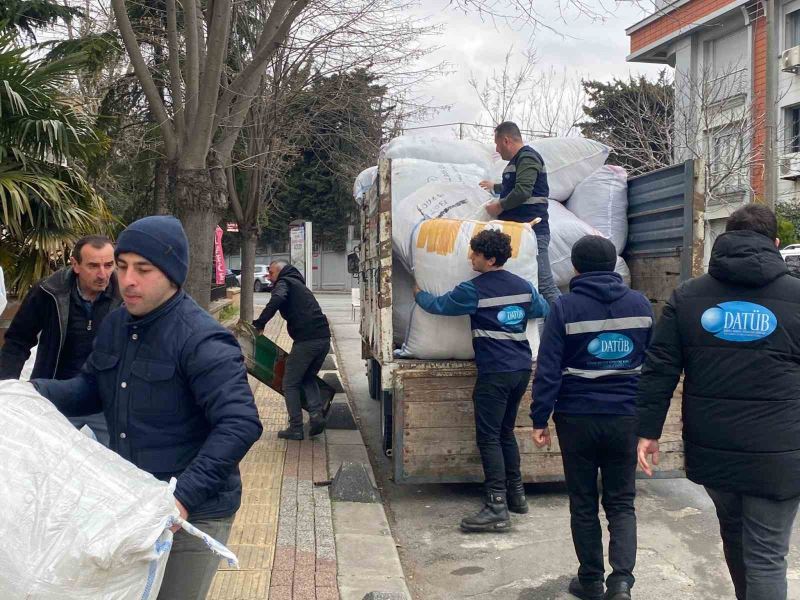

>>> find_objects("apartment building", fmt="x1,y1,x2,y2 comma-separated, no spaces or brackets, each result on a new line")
627,0,800,263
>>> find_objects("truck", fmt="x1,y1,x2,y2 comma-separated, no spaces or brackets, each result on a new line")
353,157,703,484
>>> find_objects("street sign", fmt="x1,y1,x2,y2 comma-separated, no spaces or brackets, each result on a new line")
226,222,239,232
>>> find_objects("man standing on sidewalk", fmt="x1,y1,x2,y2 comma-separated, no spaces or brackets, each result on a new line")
532,235,653,600
32,216,263,600
479,121,560,306
637,204,800,600
0,235,119,446
253,260,331,440
414,228,549,531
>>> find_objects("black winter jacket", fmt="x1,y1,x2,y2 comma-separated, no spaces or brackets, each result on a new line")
34,291,263,519
0,268,120,380
253,265,330,342
637,230,800,500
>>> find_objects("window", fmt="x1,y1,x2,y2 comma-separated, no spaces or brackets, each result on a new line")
710,129,747,193
787,106,800,153
784,254,800,278
788,10,800,49
706,29,748,101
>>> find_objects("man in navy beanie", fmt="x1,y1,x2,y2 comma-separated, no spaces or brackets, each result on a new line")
33,215,263,600
531,235,654,600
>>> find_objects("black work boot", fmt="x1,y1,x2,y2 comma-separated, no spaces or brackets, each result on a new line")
568,577,604,600
460,491,511,532
277,426,304,440
604,582,632,600
309,411,327,437
506,477,529,514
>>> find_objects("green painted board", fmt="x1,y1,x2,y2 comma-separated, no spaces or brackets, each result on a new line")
234,321,335,416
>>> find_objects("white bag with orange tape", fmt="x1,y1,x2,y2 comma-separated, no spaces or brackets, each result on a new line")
397,219,540,360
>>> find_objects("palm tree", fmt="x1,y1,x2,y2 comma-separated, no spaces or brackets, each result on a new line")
0,33,113,294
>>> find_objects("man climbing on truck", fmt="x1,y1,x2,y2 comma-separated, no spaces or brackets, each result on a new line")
413,228,549,532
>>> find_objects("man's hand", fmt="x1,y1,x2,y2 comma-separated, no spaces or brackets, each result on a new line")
637,438,660,477
412,281,421,296
479,180,494,192
485,200,503,218
532,427,551,449
170,498,189,533
251,320,264,336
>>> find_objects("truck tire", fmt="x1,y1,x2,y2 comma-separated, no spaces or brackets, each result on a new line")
381,390,393,456
367,358,380,401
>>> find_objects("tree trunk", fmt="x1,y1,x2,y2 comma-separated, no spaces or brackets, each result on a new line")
239,227,257,323
174,164,227,309
154,159,170,215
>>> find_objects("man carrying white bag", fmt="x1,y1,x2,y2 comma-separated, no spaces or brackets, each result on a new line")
0,379,239,599
29,216,263,600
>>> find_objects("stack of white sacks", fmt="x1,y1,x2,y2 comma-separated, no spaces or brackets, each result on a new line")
354,136,630,361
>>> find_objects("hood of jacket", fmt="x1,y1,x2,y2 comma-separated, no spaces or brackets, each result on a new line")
277,264,306,285
709,230,787,287
569,271,628,303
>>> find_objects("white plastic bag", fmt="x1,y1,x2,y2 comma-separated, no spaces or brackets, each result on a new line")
392,181,492,270
615,256,631,287
391,158,489,206
0,380,238,600
399,219,539,360
491,137,610,202
566,165,629,253
547,200,604,289
380,136,494,172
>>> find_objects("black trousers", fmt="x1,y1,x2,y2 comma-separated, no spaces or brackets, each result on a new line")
705,487,800,600
283,337,330,427
472,370,530,494
554,414,638,588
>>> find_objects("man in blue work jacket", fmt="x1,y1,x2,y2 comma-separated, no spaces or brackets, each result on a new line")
33,216,263,600
479,121,560,306
531,235,653,600
414,228,549,532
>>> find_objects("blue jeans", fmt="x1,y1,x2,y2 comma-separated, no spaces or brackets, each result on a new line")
706,487,800,600
536,232,561,306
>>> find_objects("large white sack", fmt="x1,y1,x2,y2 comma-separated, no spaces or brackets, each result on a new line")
392,257,415,347
398,219,540,361
567,165,629,253
392,181,492,271
548,200,604,289
353,166,377,205
391,158,489,206
491,137,610,202
381,137,494,172
0,380,237,600
0,266,6,317
557,256,633,292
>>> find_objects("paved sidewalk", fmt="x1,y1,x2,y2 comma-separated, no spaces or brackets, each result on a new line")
207,317,340,600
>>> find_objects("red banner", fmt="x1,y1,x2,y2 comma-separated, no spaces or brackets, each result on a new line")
214,226,227,285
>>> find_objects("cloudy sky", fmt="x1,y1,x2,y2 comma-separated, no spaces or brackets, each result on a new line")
402,1,668,134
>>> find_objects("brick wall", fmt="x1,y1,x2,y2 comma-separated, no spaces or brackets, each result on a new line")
630,0,739,53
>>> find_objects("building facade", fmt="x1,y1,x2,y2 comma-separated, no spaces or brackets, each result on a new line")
627,0,799,263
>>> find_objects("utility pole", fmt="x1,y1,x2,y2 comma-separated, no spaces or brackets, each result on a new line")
764,0,778,209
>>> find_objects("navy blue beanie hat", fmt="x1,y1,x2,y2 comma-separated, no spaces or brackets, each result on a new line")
115,216,189,286
571,235,617,274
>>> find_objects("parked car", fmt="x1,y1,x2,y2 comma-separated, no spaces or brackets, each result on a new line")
781,247,800,278
236,264,273,292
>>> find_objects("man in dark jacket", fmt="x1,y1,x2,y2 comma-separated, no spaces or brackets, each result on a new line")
253,260,331,440
32,216,263,600
479,121,560,306
0,235,120,445
415,229,549,532
532,235,653,600
637,204,800,600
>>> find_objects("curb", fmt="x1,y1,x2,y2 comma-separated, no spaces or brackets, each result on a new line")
326,335,412,600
